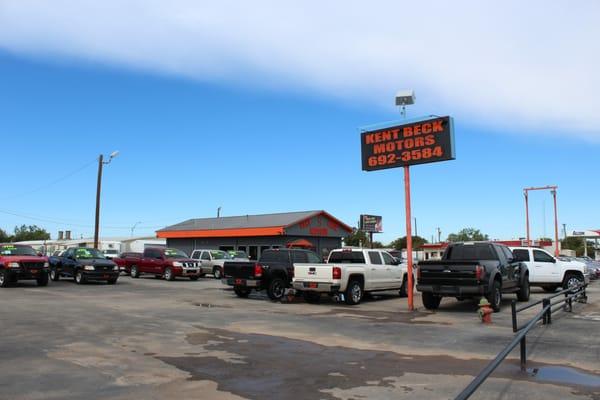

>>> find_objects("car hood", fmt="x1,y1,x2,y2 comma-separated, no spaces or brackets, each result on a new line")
560,260,586,269
76,259,116,267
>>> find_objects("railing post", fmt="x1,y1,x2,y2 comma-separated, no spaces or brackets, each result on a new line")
520,336,527,371
543,298,551,325
511,300,517,332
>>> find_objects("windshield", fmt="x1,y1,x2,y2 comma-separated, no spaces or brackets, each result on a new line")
74,248,105,259
0,244,38,256
228,251,248,259
164,248,189,258
210,250,228,260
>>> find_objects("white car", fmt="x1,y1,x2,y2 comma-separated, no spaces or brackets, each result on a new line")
292,248,413,305
510,247,589,292
190,249,230,279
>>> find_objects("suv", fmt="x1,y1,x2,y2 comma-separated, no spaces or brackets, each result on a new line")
190,249,230,279
0,244,49,287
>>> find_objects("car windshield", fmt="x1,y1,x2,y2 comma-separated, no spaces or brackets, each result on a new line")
0,244,38,256
210,251,228,260
74,248,105,259
228,251,248,259
164,248,188,258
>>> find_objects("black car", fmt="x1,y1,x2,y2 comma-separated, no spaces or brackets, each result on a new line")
49,247,119,284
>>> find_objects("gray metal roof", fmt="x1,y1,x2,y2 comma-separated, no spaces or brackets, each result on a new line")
157,210,324,232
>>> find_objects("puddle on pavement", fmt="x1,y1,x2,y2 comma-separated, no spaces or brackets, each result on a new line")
530,366,600,388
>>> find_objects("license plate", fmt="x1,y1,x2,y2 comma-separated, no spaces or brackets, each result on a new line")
30,270,38,274
235,279,243,285
308,282,318,288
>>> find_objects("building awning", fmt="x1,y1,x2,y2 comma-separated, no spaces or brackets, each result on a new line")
286,239,315,249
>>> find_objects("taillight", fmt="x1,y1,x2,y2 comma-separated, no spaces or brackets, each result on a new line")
254,263,263,278
332,266,341,280
475,265,484,281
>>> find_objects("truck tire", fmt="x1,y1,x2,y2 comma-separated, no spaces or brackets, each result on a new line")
399,273,412,298
130,266,140,278
234,287,251,298
486,281,502,312
563,274,584,291
267,277,286,301
303,291,321,304
213,266,223,280
75,271,87,285
50,267,60,281
36,271,49,287
422,292,441,310
164,268,175,281
0,270,10,288
345,279,363,305
517,275,530,302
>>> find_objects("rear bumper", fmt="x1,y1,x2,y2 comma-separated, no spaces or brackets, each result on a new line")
223,278,261,288
292,281,340,293
417,284,486,296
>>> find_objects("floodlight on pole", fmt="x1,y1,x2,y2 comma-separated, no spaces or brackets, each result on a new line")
396,90,416,119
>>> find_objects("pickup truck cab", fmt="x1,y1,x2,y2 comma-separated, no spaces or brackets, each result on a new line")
0,244,49,287
417,242,530,312
292,248,412,305
510,247,589,292
223,248,322,300
190,249,230,278
129,247,201,281
49,247,119,284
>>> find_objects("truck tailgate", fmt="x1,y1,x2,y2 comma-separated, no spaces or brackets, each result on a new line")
223,261,256,279
418,260,480,286
293,264,333,282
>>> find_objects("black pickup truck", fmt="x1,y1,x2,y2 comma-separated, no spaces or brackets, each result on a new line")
417,242,530,312
223,248,322,300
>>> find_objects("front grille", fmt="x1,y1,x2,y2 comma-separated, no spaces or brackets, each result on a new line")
21,262,45,269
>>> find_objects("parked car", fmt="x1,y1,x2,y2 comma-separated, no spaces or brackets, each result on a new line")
0,244,49,287
575,256,600,280
511,247,590,291
127,247,201,281
292,248,413,305
49,247,119,284
112,252,142,274
417,242,530,312
223,248,322,300
190,249,231,279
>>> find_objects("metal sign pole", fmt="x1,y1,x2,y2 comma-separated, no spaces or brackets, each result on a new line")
552,189,559,256
524,190,530,247
404,165,414,311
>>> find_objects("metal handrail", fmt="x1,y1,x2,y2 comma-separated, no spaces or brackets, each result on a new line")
454,284,587,400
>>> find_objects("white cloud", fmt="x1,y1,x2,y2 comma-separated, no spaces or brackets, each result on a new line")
1,0,599,139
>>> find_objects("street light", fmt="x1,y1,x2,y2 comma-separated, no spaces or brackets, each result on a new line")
94,151,119,249
130,221,142,238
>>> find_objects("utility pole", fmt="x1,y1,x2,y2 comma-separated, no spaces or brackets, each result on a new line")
414,217,418,238
217,207,222,218
562,223,567,239
437,227,441,243
93,151,119,249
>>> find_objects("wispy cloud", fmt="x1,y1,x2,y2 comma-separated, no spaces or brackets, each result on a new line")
1,0,599,139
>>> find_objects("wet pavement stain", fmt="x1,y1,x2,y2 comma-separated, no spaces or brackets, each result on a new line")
530,366,600,388
156,327,600,400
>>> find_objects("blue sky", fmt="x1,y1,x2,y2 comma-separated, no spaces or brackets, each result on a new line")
0,1,598,243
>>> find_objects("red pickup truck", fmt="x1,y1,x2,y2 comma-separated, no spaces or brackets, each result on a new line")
129,247,202,281
0,244,49,287
112,252,142,274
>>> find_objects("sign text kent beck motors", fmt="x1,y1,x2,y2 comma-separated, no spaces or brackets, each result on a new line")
361,116,455,171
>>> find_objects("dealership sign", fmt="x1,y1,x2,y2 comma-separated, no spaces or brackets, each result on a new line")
361,116,455,171
360,214,382,233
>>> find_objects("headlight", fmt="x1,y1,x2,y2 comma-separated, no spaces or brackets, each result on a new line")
172,262,183,267
83,265,95,271
113,265,119,271
43,262,49,268
7,262,19,268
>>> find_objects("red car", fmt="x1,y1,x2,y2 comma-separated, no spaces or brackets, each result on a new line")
128,247,202,281
0,244,49,287
112,252,142,274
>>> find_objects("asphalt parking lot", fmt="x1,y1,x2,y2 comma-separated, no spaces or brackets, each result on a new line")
1,277,599,400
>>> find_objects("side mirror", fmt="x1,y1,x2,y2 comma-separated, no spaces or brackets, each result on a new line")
552,257,557,263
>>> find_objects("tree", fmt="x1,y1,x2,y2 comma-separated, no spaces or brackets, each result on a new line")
370,241,385,248
0,228,10,242
447,228,489,242
561,237,595,257
12,225,50,242
388,235,428,250
343,229,370,247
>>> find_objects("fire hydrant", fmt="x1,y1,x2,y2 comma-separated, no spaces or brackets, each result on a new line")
478,298,493,324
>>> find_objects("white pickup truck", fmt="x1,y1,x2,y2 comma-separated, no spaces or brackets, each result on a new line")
510,247,590,292
292,248,412,305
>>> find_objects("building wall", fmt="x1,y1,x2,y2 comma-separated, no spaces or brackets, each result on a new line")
167,236,341,260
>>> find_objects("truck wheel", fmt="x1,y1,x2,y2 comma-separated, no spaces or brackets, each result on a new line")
563,274,584,291
303,291,321,304
422,292,441,310
164,268,175,281
267,277,286,301
517,275,530,302
486,281,502,312
234,287,251,298
75,271,87,285
189,276,199,281
345,280,363,305
213,267,223,280
0,271,10,288
50,268,60,281
130,266,140,278
36,271,49,287
399,273,413,298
